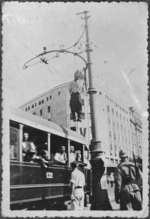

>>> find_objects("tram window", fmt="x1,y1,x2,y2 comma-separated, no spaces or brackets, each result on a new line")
70,141,83,163
10,126,19,160
22,126,48,163
51,135,68,165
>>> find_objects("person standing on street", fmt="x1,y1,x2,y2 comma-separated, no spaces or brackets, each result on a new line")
109,173,114,187
68,69,85,122
70,161,85,210
114,149,142,210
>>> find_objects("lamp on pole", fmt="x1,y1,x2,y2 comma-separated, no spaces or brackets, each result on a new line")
77,11,111,210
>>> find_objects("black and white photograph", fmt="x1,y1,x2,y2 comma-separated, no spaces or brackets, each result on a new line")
1,1,149,218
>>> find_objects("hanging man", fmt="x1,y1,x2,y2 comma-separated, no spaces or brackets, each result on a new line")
114,149,142,210
68,69,85,122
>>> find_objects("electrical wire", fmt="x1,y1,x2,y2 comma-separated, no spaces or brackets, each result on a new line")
61,25,86,51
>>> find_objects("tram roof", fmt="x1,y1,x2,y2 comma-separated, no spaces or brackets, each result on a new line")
9,107,88,145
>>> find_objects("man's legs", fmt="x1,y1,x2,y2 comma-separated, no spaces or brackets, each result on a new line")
76,94,82,121
70,95,76,121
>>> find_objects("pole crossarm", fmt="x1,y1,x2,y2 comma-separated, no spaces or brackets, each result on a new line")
23,49,88,70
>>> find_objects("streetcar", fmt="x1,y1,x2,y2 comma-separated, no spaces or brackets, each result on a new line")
9,107,91,210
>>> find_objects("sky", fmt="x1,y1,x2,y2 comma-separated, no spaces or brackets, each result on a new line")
2,2,148,116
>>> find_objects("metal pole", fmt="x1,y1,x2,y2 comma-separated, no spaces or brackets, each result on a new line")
77,11,111,210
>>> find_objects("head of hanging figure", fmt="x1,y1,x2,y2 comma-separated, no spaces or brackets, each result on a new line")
74,69,85,81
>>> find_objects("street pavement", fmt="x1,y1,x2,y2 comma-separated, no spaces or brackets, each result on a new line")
107,184,120,210
83,184,120,211
67,184,120,211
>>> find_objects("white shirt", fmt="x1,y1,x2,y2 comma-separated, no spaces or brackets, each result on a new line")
70,152,76,163
54,152,67,163
22,141,36,153
68,80,84,95
70,168,85,188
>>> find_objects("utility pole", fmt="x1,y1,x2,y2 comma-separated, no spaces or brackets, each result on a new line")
77,11,111,210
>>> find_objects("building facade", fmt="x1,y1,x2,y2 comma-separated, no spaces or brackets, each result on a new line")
20,83,142,165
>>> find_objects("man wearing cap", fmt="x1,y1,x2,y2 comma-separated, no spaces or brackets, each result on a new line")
70,161,85,210
68,69,85,122
114,149,142,210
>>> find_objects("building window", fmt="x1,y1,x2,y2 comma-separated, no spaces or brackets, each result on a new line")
71,127,76,131
40,109,42,116
32,104,34,108
81,99,84,106
39,101,41,105
114,145,117,156
35,103,37,107
48,106,50,113
58,91,60,95
28,106,30,110
110,144,113,155
47,97,49,101
50,95,52,99
26,108,27,111
33,112,36,115
109,130,111,137
42,99,44,104
113,121,115,128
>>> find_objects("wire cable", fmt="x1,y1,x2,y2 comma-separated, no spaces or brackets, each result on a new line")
61,25,86,51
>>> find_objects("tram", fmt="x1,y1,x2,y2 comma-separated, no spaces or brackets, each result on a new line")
9,107,91,210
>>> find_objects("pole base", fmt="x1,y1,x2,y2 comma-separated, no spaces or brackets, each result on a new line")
90,189,112,210
90,157,112,210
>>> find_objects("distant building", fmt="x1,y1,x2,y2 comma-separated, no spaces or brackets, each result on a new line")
129,107,142,160
20,83,142,165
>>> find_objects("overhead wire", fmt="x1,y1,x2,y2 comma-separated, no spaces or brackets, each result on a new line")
22,25,86,76
61,25,86,51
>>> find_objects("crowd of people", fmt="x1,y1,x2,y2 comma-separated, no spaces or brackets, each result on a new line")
21,132,91,170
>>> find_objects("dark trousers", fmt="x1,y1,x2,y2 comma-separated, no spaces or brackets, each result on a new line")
70,92,82,120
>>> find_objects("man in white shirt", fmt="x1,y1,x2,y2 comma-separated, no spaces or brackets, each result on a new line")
68,70,85,122
70,146,76,163
54,146,67,164
22,132,36,161
70,161,85,210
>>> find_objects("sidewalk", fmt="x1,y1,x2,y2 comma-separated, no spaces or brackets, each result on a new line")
108,184,120,210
